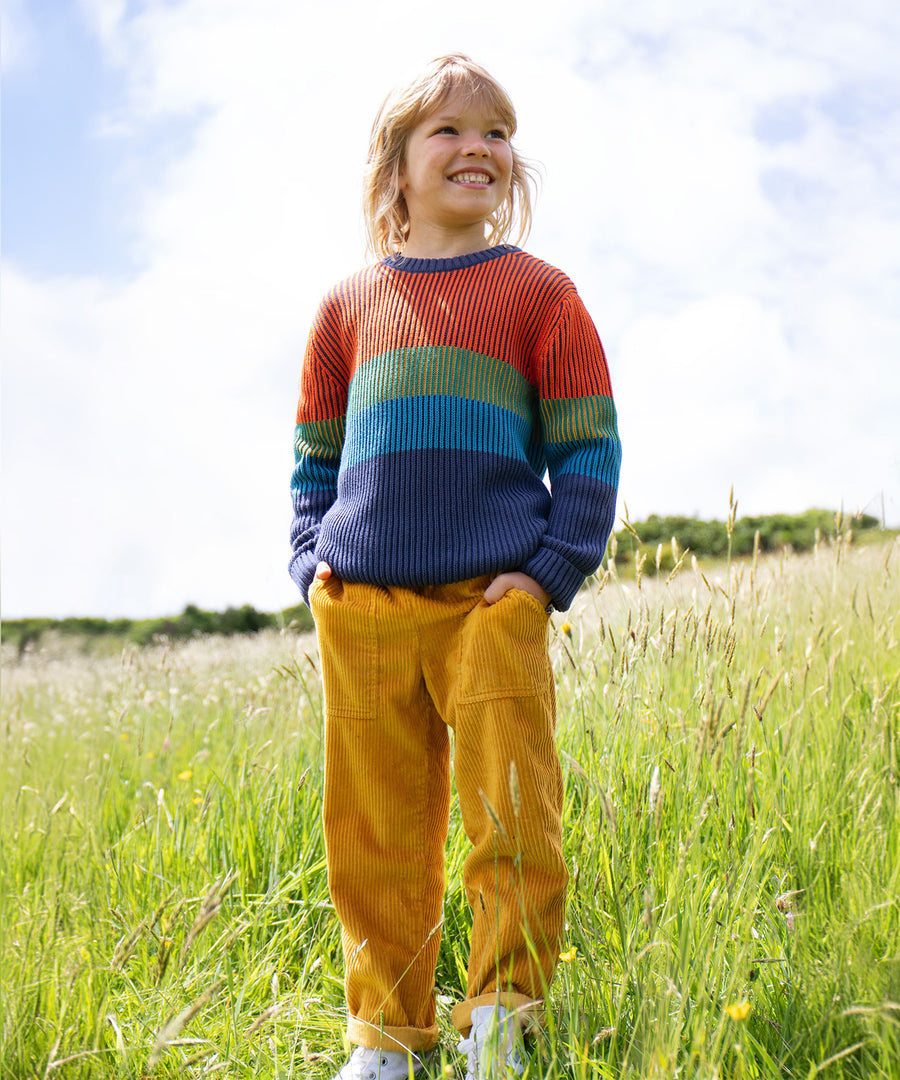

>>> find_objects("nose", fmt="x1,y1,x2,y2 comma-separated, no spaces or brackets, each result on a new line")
461,133,490,157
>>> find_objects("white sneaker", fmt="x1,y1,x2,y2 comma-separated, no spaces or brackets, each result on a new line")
333,1046,424,1080
457,1005,525,1078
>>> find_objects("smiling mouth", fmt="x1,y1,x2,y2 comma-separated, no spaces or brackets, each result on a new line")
449,172,493,185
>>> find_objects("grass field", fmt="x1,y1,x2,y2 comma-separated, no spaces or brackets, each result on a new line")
2,535,898,1078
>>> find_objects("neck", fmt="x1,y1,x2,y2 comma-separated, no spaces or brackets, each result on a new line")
402,222,489,260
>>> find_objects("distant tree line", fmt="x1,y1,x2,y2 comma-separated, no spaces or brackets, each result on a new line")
2,510,886,654
610,508,882,573
3,602,314,656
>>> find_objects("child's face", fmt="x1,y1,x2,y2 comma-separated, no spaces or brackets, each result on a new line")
399,89,513,248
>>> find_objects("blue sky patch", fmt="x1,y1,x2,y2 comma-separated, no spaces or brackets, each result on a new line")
2,2,204,278
753,99,808,145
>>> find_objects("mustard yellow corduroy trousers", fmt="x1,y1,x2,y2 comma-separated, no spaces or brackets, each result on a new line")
309,575,569,1054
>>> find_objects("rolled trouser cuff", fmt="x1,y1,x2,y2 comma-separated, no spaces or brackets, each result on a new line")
451,992,541,1037
346,1015,440,1053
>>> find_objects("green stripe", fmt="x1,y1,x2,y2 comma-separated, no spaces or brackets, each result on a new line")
540,395,618,443
294,417,345,461
348,347,534,418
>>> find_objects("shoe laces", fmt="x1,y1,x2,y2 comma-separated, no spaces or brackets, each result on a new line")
341,1046,421,1080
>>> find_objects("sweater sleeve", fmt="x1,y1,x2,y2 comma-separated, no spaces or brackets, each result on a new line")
520,288,622,610
288,293,351,604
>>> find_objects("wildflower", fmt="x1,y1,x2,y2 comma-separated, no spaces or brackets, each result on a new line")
560,946,577,962
177,769,193,781
193,796,203,806
725,1001,750,1020
561,622,572,637
775,889,803,913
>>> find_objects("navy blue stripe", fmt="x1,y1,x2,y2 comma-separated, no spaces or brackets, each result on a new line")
314,449,551,587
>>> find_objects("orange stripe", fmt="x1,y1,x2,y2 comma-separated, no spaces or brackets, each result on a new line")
298,252,608,420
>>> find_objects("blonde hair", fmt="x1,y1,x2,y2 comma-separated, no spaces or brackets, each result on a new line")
363,54,537,258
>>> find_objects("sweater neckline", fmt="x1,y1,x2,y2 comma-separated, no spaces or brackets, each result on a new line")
382,244,520,274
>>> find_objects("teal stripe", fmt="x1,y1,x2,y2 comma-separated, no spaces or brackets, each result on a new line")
545,437,622,485
342,396,533,469
290,456,338,492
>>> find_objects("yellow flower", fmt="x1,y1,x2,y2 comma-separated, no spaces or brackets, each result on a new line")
561,623,572,637
177,769,193,781
725,1001,750,1020
193,796,203,806
559,946,578,962
120,733,129,741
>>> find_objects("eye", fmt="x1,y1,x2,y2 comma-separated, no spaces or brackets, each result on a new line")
432,125,458,136
486,128,508,140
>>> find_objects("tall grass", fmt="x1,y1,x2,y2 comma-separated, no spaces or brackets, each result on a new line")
1,535,898,1078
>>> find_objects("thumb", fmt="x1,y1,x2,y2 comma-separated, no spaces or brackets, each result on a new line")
482,576,510,604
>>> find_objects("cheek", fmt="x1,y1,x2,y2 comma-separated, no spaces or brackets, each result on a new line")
496,162,514,199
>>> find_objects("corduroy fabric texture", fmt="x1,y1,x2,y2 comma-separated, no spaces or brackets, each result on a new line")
311,575,568,1054
290,246,621,612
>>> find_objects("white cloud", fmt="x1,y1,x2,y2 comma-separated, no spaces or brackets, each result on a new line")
616,294,792,508
4,0,899,617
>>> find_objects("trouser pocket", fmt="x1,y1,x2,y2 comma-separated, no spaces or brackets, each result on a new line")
311,579,376,719
456,587,551,703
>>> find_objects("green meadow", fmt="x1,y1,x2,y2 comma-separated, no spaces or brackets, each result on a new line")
2,533,898,1078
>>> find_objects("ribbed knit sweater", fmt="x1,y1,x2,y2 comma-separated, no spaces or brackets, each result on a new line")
289,245,621,611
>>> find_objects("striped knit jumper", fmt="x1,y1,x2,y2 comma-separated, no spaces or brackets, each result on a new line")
290,245,621,610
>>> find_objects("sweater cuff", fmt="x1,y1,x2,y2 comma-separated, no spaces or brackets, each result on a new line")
289,553,318,607
521,545,586,612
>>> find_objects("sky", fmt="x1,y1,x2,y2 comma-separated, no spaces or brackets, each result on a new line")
2,0,899,620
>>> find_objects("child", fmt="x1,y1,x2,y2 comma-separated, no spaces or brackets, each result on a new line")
290,54,621,1080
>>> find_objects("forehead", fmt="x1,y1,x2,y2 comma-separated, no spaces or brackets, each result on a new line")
419,83,512,128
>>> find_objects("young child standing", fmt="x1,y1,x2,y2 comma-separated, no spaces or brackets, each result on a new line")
290,55,621,1080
